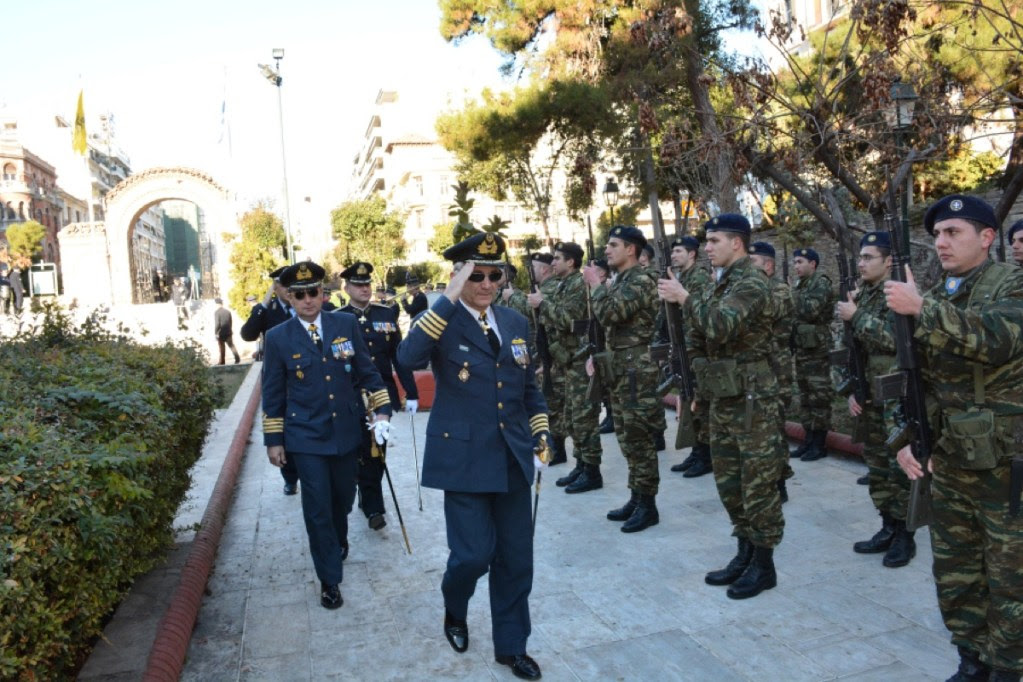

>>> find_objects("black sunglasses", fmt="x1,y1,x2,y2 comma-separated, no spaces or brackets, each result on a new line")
467,271,503,283
289,286,321,300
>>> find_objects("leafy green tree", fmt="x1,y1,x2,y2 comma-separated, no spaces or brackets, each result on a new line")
5,220,46,267
227,203,287,316
330,196,407,286
428,222,457,257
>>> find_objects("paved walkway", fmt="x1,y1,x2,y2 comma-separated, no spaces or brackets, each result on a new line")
175,399,956,681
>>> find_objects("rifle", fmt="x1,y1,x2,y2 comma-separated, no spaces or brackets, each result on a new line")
579,216,607,403
782,242,790,285
830,232,869,416
640,141,697,449
525,256,554,397
874,174,935,530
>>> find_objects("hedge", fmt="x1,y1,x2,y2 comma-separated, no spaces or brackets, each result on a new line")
0,307,221,679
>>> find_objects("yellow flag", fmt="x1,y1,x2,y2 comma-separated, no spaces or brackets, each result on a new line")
72,90,87,155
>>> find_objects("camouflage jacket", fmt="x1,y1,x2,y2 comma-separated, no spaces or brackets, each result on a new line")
592,263,658,350
915,260,1023,416
793,270,835,351
769,276,795,357
849,278,897,383
654,263,712,343
538,270,587,366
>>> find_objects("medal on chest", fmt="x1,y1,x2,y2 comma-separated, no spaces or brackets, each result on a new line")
458,362,470,383
331,337,354,360
511,337,530,368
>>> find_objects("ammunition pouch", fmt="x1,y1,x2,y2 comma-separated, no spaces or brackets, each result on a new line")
828,348,848,368
938,408,999,471
793,323,821,350
649,342,670,365
693,359,742,399
592,350,614,380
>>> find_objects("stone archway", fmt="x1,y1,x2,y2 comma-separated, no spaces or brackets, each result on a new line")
59,167,236,306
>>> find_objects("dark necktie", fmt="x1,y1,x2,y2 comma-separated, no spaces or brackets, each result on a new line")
308,323,322,351
479,312,500,355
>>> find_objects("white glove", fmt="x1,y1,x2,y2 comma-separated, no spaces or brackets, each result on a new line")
369,419,393,445
533,455,548,471
406,399,418,414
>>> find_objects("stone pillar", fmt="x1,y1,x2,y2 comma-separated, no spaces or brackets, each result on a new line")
57,221,116,306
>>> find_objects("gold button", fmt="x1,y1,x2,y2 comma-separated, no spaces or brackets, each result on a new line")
497,381,503,388
500,422,505,429
326,375,331,381
498,402,503,409
291,412,296,417
444,432,449,438
329,394,335,400
463,361,469,367
368,341,374,346
322,357,327,362
332,412,337,417
496,363,500,368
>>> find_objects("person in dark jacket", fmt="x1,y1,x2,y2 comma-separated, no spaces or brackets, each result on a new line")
213,298,241,364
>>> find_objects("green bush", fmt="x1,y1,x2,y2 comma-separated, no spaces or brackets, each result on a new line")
0,306,221,679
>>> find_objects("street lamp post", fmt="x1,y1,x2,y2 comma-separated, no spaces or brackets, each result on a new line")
889,80,918,232
603,177,619,225
259,49,295,263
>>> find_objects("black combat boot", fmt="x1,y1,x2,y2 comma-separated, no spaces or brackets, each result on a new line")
599,403,615,434
671,449,698,472
800,429,829,462
854,512,896,554
989,670,1021,682
883,520,916,568
726,546,777,599
683,443,712,478
556,459,584,487
705,538,754,586
856,473,869,485
565,464,603,494
777,478,789,504
550,435,567,465
946,647,990,682
621,494,659,533
653,432,666,452
607,492,639,521
791,428,813,458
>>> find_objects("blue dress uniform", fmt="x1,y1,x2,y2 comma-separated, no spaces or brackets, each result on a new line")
397,232,548,671
262,264,391,594
338,297,419,525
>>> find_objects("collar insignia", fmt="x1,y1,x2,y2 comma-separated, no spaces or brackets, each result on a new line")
945,277,962,295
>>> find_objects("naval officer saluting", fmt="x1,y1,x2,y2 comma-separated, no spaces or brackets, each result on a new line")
398,232,549,680
262,261,393,609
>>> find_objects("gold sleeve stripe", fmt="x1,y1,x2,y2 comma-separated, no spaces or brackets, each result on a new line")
414,317,443,340
529,414,550,435
369,389,390,410
416,312,446,338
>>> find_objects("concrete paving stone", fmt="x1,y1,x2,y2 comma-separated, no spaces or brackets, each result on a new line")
837,660,937,681
801,637,897,678
341,637,497,681
691,623,830,681
239,650,311,681
575,581,688,638
307,621,403,677
788,582,917,638
864,625,958,679
241,599,311,659
191,588,248,640
181,634,242,681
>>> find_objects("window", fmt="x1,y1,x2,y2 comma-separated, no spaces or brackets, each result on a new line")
440,176,449,195
413,176,423,197
2,162,15,180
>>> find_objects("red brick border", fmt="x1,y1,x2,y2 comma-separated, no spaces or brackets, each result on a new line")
142,381,262,681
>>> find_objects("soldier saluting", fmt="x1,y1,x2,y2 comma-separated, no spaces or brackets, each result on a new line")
887,195,1023,682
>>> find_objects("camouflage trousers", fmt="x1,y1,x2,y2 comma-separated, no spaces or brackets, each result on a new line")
710,394,787,548
607,347,661,496
858,403,909,520
930,459,1023,673
775,380,795,479
545,366,566,438
794,352,833,432
558,361,602,466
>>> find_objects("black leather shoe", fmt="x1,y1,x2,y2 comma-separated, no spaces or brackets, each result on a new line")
726,546,777,599
565,465,602,494
705,538,754,586
856,473,869,485
368,513,387,530
854,512,896,554
556,461,584,487
495,653,542,680
671,452,697,472
283,482,298,495
320,583,343,610
621,494,658,533
607,493,639,521
444,611,469,653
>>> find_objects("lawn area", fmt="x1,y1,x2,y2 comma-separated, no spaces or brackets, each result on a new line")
210,363,252,409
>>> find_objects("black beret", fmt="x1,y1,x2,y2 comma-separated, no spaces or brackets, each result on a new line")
339,261,374,284
1009,219,1023,242
280,261,325,289
443,231,506,265
405,271,420,286
529,252,554,265
505,263,518,278
671,236,700,252
268,266,287,279
554,241,584,265
593,259,609,272
386,287,397,296
749,241,776,259
860,231,891,250
704,213,750,236
923,194,998,235
793,248,819,264
641,243,655,258
608,225,647,250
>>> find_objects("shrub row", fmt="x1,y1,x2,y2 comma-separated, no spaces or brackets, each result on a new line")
0,307,221,679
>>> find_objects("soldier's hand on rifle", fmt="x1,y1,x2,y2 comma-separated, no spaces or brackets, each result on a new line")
527,291,543,309
897,444,933,479
884,266,923,317
657,276,689,305
582,264,602,288
848,394,863,417
585,356,594,377
836,291,858,321
267,445,286,468
501,287,513,302
445,262,475,303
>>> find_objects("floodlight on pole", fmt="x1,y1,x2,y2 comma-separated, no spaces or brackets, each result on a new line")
603,177,620,224
258,49,294,263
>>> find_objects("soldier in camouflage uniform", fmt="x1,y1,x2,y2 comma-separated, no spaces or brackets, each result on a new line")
529,242,603,493
642,242,669,452
660,214,786,600
749,242,796,503
666,236,715,477
835,231,914,567
1009,220,1023,268
582,226,662,533
791,247,836,462
890,195,1023,682
528,252,565,464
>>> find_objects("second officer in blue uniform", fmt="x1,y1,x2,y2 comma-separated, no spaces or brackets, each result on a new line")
398,232,548,681
262,261,392,610
338,261,420,530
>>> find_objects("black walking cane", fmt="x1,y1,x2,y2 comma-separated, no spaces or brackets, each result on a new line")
374,437,413,555
532,434,550,537
409,412,423,511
